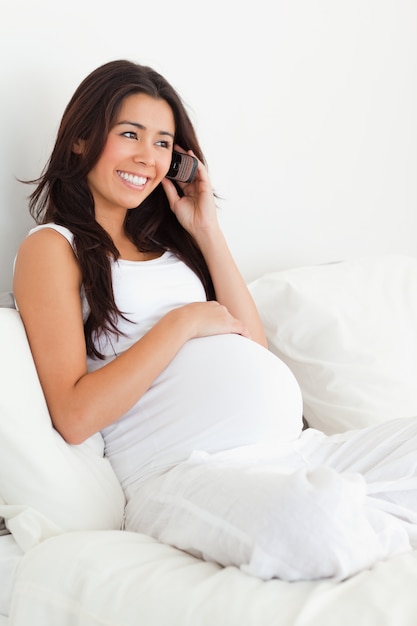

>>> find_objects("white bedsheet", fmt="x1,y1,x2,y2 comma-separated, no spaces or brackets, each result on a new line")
9,530,417,626
0,534,23,618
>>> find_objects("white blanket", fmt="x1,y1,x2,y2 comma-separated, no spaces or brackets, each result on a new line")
8,416,417,624
124,416,417,581
9,530,417,626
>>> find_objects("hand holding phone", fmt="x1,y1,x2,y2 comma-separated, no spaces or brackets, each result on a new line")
166,151,198,183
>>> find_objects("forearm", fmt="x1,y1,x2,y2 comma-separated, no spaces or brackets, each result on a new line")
196,227,267,347
50,300,248,444
163,161,266,346
51,308,194,444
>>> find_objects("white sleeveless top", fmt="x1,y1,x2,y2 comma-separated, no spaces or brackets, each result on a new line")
28,224,303,489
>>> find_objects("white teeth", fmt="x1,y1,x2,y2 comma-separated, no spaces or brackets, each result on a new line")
118,171,147,186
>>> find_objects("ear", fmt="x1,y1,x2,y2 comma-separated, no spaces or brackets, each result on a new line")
72,139,85,154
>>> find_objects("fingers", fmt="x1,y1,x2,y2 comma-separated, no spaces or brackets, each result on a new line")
160,177,179,206
186,301,251,340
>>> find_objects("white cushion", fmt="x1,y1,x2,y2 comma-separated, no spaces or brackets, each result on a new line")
0,308,125,550
249,255,417,434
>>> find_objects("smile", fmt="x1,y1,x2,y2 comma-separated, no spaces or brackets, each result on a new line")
117,170,148,187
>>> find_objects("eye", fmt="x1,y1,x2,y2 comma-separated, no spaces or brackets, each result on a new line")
122,131,138,140
156,139,171,149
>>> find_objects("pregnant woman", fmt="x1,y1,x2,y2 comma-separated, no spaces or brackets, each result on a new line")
14,60,417,582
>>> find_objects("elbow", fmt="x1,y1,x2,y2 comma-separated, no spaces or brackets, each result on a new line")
61,430,91,446
51,408,96,446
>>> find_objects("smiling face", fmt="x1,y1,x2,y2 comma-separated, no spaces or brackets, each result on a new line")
84,93,175,225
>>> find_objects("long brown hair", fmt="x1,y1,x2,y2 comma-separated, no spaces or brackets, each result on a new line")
27,60,215,358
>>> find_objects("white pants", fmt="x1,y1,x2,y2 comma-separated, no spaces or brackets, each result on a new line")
125,417,417,581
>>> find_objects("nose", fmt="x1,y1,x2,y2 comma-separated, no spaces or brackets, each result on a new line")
133,141,155,167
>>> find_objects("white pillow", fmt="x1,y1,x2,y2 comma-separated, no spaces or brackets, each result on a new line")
249,255,417,434
0,308,125,550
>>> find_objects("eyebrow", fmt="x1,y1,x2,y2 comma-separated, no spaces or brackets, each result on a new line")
115,120,174,139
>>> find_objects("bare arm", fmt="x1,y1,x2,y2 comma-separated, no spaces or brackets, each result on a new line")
191,226,267,347
162,152,267,347
13,229,248,444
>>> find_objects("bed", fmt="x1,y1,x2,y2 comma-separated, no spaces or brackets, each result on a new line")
1,254,417,625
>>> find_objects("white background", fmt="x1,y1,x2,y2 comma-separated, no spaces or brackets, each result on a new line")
1,0,416,291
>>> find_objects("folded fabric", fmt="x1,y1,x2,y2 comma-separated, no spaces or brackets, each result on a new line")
124,416,417,581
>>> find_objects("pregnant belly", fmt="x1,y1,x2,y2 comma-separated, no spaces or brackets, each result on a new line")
103,334,303,489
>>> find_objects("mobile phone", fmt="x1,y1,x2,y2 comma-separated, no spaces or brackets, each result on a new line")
166,151,198,183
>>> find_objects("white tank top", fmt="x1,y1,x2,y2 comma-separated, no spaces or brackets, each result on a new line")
29,223,207,362
28,224,303,489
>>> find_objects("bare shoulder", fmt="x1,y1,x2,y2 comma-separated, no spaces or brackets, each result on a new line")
14,227,82,305
13,227,88,406
15,226,78,270
13,226,85,352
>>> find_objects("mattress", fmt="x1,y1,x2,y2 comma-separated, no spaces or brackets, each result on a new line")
9,530,417,626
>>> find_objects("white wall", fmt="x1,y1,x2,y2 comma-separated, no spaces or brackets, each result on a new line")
1,0,416,291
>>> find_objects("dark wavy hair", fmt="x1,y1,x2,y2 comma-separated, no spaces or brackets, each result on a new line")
27,60,215,358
